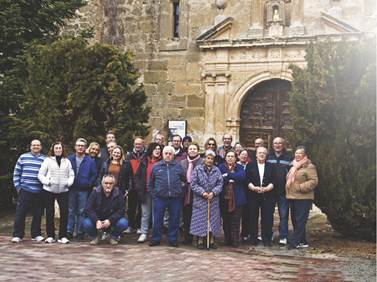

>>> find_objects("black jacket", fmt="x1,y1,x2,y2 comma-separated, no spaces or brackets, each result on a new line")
245,161,275,199
266,152,292,197
85,186,125,225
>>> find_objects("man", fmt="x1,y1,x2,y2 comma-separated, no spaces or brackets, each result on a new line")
124,137,145,234
266,137,292,246
217,133,234,157
149,146,185,247
67,138,97,240
171,134,187,162
250,138,265,162
11,140,46,243
83,174,128,245
100,131,116,162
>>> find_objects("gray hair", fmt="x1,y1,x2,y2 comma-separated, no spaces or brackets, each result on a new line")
163,145,175,155
75,138,88,146
102,174,115,184
204,150,216,157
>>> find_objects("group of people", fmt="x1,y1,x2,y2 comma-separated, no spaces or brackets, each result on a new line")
11,131,318,250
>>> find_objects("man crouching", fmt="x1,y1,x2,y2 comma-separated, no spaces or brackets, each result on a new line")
83,174,128,245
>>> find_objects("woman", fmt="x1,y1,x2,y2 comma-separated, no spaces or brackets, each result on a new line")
38,142,75,244
86,142,103,173
97,145,131,195
134,142,163,243
237,149,251,242
245,147,274,246
190,150,223,249
201,137,224,166
234,142,243,159
219,150,246,247
286,146,318,249
180,143,203,244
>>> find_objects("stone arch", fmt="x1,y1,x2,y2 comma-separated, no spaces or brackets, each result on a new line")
226,70,292,141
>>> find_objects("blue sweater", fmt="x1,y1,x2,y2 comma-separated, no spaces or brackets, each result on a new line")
218,163,247,207
68,154,97,191
148,160,186,198
13,152,45,193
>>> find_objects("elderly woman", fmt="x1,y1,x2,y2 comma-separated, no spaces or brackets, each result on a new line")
286,146,318,249
180,143,203,244
245,146,274,246
97,145,131,195
219,150,246,247
134,142,163,243
190,150,223,249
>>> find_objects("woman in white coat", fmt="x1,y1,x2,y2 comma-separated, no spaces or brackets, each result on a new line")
38,142,74,243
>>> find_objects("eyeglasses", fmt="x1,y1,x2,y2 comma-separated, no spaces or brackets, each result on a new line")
207,143,216,146
164,152,173,155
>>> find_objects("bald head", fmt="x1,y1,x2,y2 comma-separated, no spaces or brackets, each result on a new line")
273,137,285,155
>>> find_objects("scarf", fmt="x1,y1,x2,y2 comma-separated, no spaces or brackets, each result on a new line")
184,155,201,207
286,156,309,187
224,162,236,212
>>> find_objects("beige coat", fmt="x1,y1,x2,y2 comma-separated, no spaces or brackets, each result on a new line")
285,161,318,200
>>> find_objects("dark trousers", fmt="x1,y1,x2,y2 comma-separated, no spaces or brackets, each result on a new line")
241,201,250,238
13,190,44,239
220,198,242,246
182,203,193,243
248,194,275,245
290,199,312,247
44,190,69,239
152,197,182,242
127,189,141,229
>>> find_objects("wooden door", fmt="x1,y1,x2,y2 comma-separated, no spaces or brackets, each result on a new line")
240,79,292,149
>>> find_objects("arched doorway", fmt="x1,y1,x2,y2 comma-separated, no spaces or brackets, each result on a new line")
239,79,292,149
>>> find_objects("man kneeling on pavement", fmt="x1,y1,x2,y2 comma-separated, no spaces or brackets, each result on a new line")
83,174,128,245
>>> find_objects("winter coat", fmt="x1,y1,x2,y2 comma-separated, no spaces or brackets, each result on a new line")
85,186,125,225
266,151,292,196
68,154,97,191
134,157,159,202
96,159,131,194
38,157,75,194
245,161,274,199
285,160,318,200
218,163,247,207
148,160,186,199
190,164,223,237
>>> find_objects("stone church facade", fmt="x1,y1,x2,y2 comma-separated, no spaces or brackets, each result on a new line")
74,0,375,148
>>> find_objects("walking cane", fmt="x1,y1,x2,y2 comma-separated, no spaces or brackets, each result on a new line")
207,198,211,250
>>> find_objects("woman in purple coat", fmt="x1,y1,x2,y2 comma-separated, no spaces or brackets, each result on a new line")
190,150,223,249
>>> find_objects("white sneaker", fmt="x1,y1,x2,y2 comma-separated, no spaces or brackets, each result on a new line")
11,237,22,243
257,235,262,241
279,238,287,246
136,228,142,234
298,242,309,248
137,234,147,243
32,236,44,242
58,237,70,244
45,237,55,243
123,227,135,234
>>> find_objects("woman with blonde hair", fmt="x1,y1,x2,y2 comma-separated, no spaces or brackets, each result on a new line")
97,145,132,195
86,142,103,173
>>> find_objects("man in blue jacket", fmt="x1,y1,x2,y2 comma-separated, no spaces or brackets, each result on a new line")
148,146,186,247
67,138,97,240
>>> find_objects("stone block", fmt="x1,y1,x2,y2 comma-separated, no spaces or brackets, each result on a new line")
149,60,168,71
158,82,174,96
168,96,186,108
144,71,167,83
181,108,205,119
167,68,186,82
187,95,205,108
186,62,201,82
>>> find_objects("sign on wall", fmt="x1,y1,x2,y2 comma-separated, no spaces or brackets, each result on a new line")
168,120,187,141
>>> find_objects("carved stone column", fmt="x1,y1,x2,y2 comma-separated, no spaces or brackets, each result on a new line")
289,0,305,35
248,0,264,38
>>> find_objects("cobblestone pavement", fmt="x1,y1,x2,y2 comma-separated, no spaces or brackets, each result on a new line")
0,235,375,282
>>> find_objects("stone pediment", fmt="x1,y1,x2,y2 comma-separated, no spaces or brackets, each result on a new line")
321,12,360,33
196,17,233,43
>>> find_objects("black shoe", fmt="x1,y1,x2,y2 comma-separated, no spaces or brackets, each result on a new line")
231,242,240,248
210,242,218,249
67,233,73,240
263,242,272,247
149,240,160,247
77,233,85,240
168,241,179,247
197,242,205,250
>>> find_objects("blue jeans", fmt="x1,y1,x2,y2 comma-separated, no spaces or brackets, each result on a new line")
152,197,182,242
290,199,312,247
83,217,128,239
140,192,152,234
277,194,289,239
67,190,89,235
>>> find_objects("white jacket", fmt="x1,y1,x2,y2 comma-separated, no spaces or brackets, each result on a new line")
38,157,75,193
